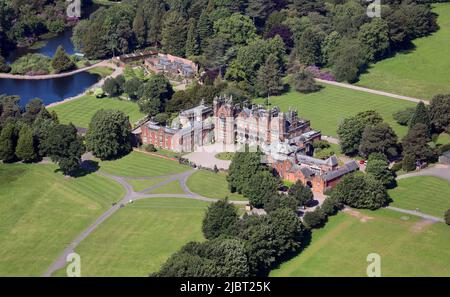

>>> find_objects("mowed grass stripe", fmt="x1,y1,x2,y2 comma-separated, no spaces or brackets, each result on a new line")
271,209,450,276
357,3,450,99
59,199,208,276
389,176,450,218
48,95,145,129
0,164,125,276
186,170,247,201
254,84,416,137
146,180,185,195
99,151,190,177
126,177,168,192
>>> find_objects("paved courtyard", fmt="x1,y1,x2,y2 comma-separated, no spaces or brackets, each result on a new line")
183,143,242,170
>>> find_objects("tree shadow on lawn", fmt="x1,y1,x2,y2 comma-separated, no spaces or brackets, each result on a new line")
269,228,313,275
53,160,100,178
355,42,418,83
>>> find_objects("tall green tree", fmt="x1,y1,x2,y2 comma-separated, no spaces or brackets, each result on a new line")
337,110,383,156
242,171,279,208
255,54,284,97
86,110,132,160
0,121,16,162
185,18,200,57
359,122,399,159
137,74,174,116
161,11,187,57
0,95,21,127
202,199,238,239
429,94,450,133
197,9,213,51
402,123,436,163
409,101,431,134
103,77,120,97
51,45,75,73
213,13,258,47
227,151,267,194
295,27,325,66
331,38,367,82
331,172,389,210
43,124,85,175
288,181,314,208
155,238,249,277
22,98,45,125
366,156,396,189
132,7,147,48
291,67,319,93
123,77,143,100
246,0,274,26
15,124,36,162
357,18,389,61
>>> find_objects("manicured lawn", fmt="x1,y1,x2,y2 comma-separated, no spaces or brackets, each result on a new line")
146,180,185,195
388,176,450,218
0,164,125,276
99,151,190,177
56,199,208,276
48,95,145,129
357,4,450,99
254,84,416,138
126,177,168,192
186,170,247,201
271,209,450,276
87,66,114,78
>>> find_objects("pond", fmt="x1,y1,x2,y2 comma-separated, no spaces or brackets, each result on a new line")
6,30,76,63
0,72,101,106
1,29,103,106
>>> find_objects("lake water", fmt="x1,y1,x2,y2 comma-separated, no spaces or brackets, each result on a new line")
1,30,102,106
6,30,76,63
0,72,101,106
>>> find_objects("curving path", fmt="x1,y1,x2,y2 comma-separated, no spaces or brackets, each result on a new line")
383,165,450,222
43,168,248,277
0,60,113,80
316,78,427,104
396,165,450,183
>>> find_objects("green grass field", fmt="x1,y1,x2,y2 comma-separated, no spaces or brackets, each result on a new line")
146,180,185,195
126,177,168,192
186,170,247,201
48,95,145,129
87,66,114,78
357,4,450,99
56,199,208,276
255,84,416,137
0,164,125,276
271,209,450,276
389,176,450,218
98,151,190,177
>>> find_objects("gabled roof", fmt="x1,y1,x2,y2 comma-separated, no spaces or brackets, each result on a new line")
296,154,338,167
321,161,359,182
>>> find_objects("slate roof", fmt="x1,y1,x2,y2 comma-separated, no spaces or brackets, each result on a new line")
296,154,338,167
321,161,359,182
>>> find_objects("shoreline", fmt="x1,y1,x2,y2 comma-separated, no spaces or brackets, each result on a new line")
0,60,109,80
46,62,122,108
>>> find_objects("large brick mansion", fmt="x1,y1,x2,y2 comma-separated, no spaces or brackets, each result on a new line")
133,95,358,193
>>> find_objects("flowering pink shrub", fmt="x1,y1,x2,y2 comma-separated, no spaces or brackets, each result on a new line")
306,65,336,81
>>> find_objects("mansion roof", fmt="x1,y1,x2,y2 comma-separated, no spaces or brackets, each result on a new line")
321,161,359,182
